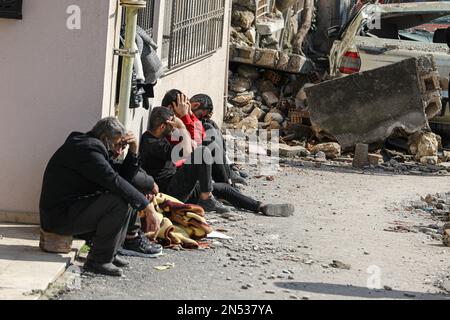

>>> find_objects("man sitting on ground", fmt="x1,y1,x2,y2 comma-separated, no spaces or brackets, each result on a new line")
162,89,241,185
140,107,295,217
40,117,162,277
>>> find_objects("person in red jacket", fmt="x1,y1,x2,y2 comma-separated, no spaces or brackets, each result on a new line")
161,89,232,184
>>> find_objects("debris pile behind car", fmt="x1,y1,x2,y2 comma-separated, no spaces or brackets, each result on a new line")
225,3,450,172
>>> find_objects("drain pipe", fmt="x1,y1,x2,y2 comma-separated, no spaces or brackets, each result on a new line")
117,0,146,127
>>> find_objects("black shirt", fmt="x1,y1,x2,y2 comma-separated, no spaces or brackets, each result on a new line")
140,131,177,192
39,132,150,230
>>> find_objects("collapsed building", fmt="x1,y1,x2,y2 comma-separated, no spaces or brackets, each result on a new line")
225,0,450,171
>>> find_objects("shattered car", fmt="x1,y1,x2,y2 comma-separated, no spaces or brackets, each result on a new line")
328,2,450,137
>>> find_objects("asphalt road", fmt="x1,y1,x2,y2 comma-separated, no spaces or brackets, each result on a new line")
58,161,450,300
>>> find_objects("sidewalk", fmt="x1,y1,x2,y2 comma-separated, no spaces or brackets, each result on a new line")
0,223,83,300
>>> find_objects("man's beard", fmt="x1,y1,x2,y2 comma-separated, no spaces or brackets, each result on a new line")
162,126,173,137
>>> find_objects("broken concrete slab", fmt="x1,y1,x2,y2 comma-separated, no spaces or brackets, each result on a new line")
230,44,315,74
256,16,285,36
306,56,442,150
279,145,310,158
353,143,369,168
310,142,341,159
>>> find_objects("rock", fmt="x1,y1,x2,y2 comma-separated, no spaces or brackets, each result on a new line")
232,92,254,106
254,48,279,68
249,107,265,121
368,154,383,166
330,260,351,270
262,91,279,106
408,131,439,159
264,109,284,124
230,77,251,93
225,107,245,124
311,143,341,159
241,103,255,114
260,35,279,49
265,290,276,294
384,285,393,291
232,10,255,30
279,145,310,158
236,115,258,130
353,143,369,168
315,151,326,161
245,27,256,44
420,156,438,165
237,65,260,80
443,229,450,247
441,279,450,292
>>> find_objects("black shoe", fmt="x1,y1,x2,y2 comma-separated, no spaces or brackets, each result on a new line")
113,255,129,268
119,232,163,258
198,196,231,213
84,260,123,277
260,204,295,217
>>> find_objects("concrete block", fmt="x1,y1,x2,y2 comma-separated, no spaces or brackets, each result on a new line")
230,45,255,64
256,16,285,35
262,91,279,106
306,56,442,150
353,143,369,168
254,48,279,68
279,145,310,158
368,154,383,166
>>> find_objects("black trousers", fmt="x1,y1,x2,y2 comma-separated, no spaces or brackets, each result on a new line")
189,182,262,213
54,194,133,263
165,146,214,202
204,140,232,184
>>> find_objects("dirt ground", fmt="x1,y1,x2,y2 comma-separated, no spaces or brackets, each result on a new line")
56,160,450,300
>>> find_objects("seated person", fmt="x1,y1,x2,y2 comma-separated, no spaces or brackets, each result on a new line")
39,117,162,277
162,89,236,185
140,107,295,217
190,93,247,185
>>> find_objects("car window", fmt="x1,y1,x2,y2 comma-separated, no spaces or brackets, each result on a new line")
361,12,450,44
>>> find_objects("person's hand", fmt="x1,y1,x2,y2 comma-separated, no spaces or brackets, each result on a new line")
166,116,185,130
123,131,138,155
188,100,193,116
172,94,189,118
143,204,161,240
152,182,159,195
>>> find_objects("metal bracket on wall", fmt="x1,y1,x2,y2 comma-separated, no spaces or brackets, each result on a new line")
114,48,139,57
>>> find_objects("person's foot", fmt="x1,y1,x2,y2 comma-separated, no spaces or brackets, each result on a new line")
260,203,295,217
112,255,129,268
198,196,231,213
84,260,123,277
119,232,163,258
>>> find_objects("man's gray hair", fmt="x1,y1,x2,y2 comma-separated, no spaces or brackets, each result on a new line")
90,117,126,140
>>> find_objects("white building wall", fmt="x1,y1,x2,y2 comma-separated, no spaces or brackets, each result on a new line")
0,0,119,223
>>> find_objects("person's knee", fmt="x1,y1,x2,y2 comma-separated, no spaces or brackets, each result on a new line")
103,194,129,216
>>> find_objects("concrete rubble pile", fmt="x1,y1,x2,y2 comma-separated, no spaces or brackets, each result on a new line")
225,46,450,173
230,0,314,74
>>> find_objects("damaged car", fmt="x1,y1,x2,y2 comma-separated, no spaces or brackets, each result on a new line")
328,1,450,139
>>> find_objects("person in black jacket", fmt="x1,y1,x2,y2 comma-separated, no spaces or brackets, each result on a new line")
39,117,162,276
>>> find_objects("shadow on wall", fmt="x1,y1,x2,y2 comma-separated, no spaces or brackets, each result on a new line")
274,282,450,300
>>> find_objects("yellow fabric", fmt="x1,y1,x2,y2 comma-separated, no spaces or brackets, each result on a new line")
140,193,213,249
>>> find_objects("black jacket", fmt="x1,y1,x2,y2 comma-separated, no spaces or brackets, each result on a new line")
39,132,150,228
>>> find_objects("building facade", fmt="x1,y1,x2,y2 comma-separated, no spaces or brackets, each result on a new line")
0,0,231,223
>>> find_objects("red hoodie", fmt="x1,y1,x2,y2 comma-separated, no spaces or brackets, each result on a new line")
168,113,206,167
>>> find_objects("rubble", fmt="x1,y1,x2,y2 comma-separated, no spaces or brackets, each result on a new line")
305,56,442,150
310,143,341,159
352,144,369,169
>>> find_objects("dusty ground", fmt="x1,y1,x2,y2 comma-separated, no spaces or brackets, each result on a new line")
56,160,450,300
